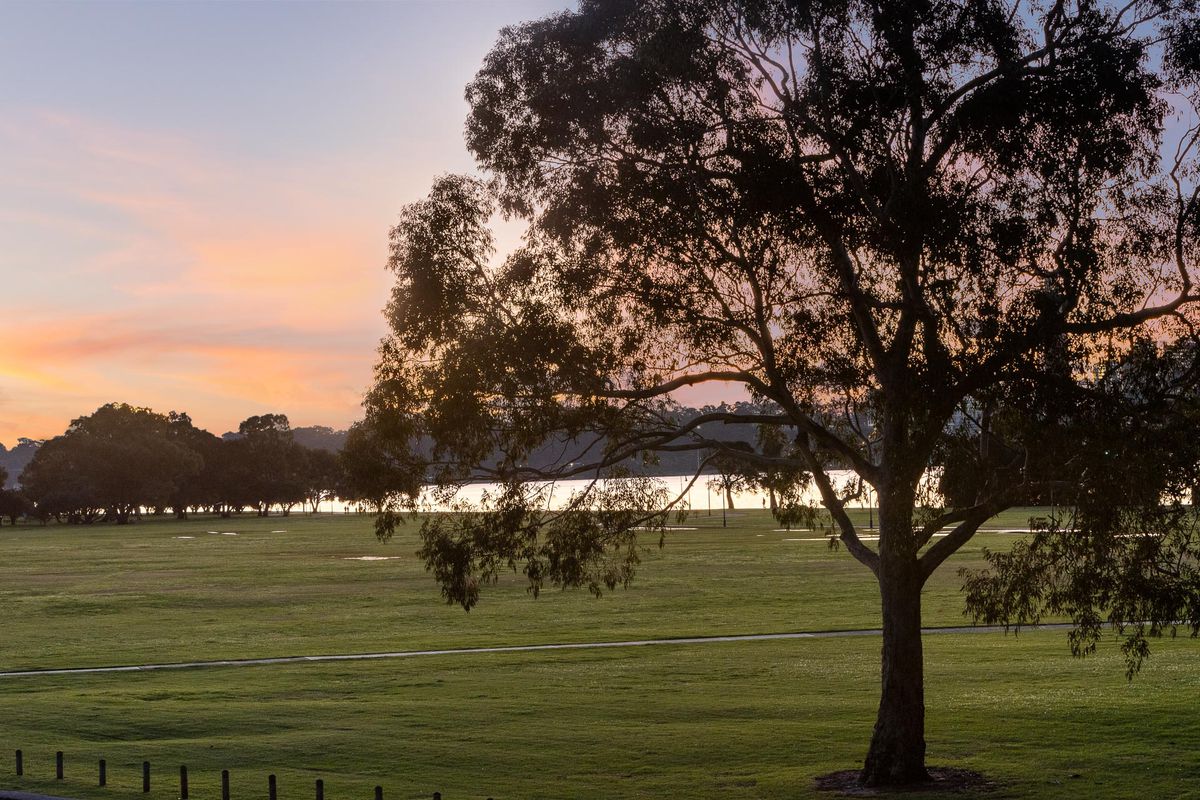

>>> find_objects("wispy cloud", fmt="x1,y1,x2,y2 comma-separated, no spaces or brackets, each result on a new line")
0,110,396,442
0,309,381,442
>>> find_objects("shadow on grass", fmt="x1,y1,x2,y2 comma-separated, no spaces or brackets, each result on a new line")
814,767,999,796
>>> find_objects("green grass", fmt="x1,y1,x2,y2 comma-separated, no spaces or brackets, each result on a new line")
0,508,1195,799
0,508,1048,671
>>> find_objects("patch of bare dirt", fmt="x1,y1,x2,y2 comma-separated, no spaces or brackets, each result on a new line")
814,767,997,796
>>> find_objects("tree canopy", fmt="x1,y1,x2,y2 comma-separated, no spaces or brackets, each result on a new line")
354,0,1200,787
20,405,347,523
21,404,202,524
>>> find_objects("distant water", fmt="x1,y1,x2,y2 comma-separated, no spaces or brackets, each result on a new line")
321,470,891,514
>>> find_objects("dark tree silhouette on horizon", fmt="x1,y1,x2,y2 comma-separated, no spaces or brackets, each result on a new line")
352,0,1200,787
21,404,202,524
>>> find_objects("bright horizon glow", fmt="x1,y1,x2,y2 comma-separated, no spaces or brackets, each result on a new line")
0,0,572,443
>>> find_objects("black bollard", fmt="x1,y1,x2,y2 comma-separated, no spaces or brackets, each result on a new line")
432,794,441,800
316,779,324,800
15,749,22,776
56,751,63,780
143,761,151,793
269,773,277,800
222,770,230,800
100,759,107,787
374,786,382,800
180,765,189,800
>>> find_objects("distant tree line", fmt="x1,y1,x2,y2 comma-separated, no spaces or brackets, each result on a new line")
20,396,1191,530
1,404,350,525
2,400,799,527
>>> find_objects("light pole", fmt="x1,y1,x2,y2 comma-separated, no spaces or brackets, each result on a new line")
868,484,874,530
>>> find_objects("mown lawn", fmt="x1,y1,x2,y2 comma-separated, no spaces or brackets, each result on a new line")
1,507,1195,799
0,508,1047,670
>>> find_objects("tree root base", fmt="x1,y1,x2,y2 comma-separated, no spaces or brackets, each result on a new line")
814,767,996,796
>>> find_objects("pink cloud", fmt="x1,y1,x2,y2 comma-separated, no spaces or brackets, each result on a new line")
0,309,380,442
0,110,406,441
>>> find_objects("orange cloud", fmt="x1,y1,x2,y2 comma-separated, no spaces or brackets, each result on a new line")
0,110,412,443
0,309,382,443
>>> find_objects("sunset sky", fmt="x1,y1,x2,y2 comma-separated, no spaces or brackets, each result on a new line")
0,0,569,443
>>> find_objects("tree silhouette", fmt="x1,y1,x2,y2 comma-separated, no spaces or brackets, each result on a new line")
22,404,201,524
356,0,1200,786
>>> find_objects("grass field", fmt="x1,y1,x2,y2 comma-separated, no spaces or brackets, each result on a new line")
0,508,1196,799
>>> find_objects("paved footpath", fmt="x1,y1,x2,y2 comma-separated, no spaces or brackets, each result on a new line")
1,791,84,800
0,624,1074,680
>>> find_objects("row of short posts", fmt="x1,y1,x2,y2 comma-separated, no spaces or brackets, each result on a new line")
14,750,475,799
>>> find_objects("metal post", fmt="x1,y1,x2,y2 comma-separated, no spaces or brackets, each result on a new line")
868,485,874,530
374,786,382,800
180,765,189,800
15,749,21,776
315,778,324,800
222,770,230,800
100,759,107,787
143,761,150,793
269,773,277,800
56,751,63,780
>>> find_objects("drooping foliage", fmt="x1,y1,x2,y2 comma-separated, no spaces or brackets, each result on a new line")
961,341,1200,676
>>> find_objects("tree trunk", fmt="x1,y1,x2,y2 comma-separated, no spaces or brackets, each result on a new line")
768,486,778,512
725,486,734,510
861,556,929,786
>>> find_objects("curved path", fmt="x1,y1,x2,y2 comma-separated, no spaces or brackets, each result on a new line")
0,623,1074,679
0,791,82,800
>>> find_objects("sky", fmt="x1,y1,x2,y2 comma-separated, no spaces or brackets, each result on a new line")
0,0,571,444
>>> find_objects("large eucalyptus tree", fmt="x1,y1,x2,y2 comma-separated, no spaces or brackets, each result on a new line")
355,0,1200,786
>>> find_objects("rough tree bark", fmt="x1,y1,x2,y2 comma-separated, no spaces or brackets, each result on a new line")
858,486,930,785
862,559,928,783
